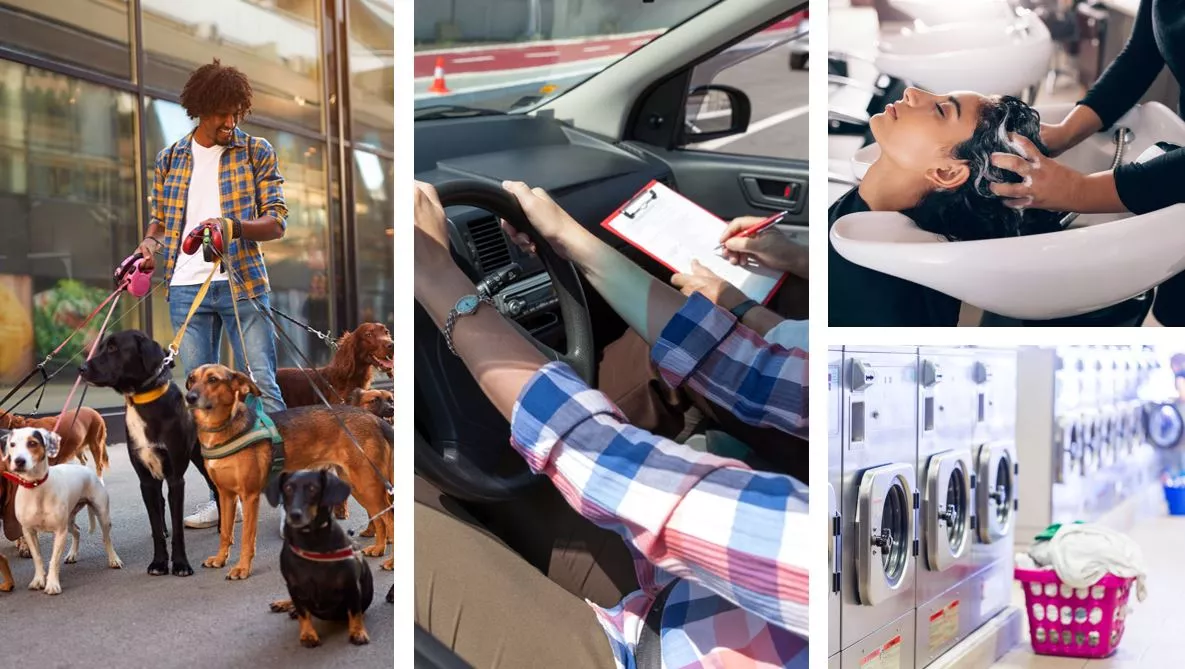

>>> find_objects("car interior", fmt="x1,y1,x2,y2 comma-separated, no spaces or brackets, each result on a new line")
414,0,808,664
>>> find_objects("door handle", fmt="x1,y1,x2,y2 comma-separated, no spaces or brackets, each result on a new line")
740,174,805,212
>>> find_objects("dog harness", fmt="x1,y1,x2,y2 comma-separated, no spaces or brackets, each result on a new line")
289,545,361,563
2,472,48,489
200,395,285,480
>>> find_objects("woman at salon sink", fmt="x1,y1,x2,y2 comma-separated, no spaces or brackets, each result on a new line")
828,88,1070,327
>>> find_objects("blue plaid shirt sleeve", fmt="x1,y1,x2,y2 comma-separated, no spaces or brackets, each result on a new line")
510,362,810,636
651,292,808,436
250,137,287,230
150,146,170,230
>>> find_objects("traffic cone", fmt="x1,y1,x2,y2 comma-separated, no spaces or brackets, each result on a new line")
429,57,451,94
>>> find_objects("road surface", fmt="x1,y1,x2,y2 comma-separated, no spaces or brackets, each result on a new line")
689,43,809,160
0,443,394,668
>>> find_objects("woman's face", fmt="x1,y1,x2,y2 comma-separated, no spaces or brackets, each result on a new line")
871,87,990,180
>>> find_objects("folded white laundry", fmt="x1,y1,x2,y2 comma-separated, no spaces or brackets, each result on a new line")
1015,553,1041,570
1047,524,1148,602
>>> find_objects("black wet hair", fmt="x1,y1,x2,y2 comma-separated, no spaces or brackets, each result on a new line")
909,95,1064,241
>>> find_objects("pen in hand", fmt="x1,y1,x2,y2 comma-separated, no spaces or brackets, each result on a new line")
714,211,789,253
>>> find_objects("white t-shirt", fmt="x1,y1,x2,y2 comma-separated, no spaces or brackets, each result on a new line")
171,141,229,286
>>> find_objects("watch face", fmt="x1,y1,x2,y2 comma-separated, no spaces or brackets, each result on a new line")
455,295,480,315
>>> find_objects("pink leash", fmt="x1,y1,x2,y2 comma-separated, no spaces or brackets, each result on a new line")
50,264,138,434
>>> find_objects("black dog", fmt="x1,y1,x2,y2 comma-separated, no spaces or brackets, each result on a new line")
80,330,215,577
267,469,373,647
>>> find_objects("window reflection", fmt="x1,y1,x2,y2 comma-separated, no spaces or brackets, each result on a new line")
0,61,139,408
353,150,393,332
142,97,332,371
0,1,131,80
349,0,393,151
141,0,323,131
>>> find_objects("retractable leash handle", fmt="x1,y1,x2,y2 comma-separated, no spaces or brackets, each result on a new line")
113,254,153,298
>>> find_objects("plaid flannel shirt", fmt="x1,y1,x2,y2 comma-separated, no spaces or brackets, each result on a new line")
151,127,288,300
510,293,809,668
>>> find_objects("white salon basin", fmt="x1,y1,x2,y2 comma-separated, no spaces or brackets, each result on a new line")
875,12,1052,95
831,102,1185,320
889,0,1014,26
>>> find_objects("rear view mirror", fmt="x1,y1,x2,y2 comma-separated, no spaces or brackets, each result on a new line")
682,84,751,144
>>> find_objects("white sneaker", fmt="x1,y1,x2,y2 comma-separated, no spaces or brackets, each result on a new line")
184,500,243,529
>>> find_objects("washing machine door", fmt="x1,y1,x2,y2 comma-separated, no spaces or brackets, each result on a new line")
1053,416,1077,484
923,450,971,571
856,463,916,606
1145,402,1185,450
827,481,841,656
976,442,1016,544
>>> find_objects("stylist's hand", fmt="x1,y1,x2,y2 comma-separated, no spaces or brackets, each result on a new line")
1039,122,1074,158
989,134,1087,211
413,181,454,275
671,260,747,310
720,217,807,278
501,181,585,260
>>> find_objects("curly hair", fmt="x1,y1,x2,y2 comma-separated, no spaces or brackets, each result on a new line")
909,95,1064,241
179,59,253,120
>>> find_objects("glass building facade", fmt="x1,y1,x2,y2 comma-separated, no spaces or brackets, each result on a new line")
0,0,393,411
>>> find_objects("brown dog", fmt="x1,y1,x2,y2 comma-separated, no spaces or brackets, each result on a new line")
276,323,393,408
348,389,393,425
340,389,394,534
0,408,109,557
186,364,393,580
0,409,109,477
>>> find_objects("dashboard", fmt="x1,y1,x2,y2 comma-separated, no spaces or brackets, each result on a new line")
415,113,680,341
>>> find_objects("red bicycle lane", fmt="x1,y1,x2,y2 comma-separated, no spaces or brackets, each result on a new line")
414,13,805,78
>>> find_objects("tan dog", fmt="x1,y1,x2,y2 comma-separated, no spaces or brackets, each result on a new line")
276,323,393,408
0,408,109,557
341,389,394,532
186,364,393,580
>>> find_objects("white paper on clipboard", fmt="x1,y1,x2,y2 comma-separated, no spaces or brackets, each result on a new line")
602,181,786,304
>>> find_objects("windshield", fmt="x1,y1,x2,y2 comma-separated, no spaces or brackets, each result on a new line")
414,0,723,115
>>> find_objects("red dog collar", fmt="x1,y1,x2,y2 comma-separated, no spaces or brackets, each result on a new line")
2,471,49,489
289,545,359,563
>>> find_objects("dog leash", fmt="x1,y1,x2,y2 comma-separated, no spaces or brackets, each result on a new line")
267,306,339,351
51,288,123,435
0,283,126,414
215,257,392,495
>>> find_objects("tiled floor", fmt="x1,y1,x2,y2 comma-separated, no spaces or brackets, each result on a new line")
992,513,1185,668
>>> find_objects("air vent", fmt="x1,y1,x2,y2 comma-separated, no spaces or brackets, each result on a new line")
466,217,511,273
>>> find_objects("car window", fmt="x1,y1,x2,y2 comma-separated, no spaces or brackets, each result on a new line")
682,11,809,160
414,0,721,115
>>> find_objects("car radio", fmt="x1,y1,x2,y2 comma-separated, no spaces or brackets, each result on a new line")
493,272,558,320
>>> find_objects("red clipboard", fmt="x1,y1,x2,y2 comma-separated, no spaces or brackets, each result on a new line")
599,179,788,305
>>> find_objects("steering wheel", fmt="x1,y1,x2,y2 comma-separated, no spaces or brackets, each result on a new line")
414,179,596,502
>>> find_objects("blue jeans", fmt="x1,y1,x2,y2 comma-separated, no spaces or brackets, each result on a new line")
169,282,287,503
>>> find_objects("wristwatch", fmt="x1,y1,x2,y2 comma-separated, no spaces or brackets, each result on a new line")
730,299,760,321
443,293,494,356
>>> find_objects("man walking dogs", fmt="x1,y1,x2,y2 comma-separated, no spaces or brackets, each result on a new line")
133,59,289,530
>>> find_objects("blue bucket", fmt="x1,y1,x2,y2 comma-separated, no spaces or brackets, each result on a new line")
1164,476,1185,515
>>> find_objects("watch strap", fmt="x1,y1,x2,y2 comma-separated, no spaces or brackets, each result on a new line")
730,299,760,321
443,295,494,356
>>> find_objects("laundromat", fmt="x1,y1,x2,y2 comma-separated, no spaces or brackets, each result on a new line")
827,346,1181,668
826,0,1185,327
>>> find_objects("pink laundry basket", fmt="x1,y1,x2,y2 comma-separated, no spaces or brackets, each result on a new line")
1014,566,1135,658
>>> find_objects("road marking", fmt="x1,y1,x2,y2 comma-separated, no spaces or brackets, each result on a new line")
453,55,495,64
526,51,561,58
694,104,810,150
583,45,611,53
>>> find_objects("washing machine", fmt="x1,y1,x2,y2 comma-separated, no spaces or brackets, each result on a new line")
912,349,979,665
839,347,919,669
829,348,844,667
964,348,1020,632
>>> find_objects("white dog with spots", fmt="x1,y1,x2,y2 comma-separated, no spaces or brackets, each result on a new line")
0,427,122,594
